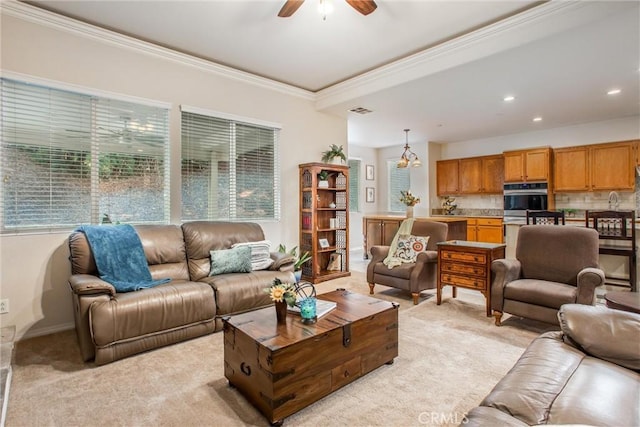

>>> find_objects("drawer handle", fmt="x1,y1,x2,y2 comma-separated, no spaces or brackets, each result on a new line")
240,362,252,376
473,256,479,262
344,370,350,378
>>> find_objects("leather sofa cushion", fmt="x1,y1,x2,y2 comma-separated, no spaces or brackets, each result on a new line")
90,281,215,347
201,270,294,315
69,224,190,281
182,221,266,281
479,330,640,427
559,304,640,371
503,279,577,309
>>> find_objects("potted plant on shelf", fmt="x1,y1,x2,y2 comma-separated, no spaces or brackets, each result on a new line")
321,144,346,165
318,170,330,188
278,244,312,282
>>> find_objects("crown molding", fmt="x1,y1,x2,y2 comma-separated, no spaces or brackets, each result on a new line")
315,1,614,110
1,1,315,101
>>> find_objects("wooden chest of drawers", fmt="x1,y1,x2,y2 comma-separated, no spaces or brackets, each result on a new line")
437,241,506,316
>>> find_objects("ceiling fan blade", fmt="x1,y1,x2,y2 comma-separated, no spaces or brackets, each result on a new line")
278,0,305,17
346,0,377,16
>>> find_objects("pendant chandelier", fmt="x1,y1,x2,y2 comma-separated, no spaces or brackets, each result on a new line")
397,129,421,168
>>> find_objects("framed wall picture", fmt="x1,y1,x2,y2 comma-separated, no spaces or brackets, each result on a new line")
327,253,342,271
366,187,375,203
365,164,375,180
319,238,330,249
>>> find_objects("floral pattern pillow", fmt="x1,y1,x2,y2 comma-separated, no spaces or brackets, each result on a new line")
392,235,430,263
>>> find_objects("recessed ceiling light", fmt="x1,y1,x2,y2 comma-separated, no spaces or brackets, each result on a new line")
533,117,542,122
607,89,621,95
503,95,515,102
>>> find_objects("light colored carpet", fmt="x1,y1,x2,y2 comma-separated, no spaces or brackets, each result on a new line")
6,272,556,427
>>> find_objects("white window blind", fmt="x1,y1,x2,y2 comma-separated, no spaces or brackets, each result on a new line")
0,78,170,232
388,160,410,212
348,159,360,212
181,109,280,221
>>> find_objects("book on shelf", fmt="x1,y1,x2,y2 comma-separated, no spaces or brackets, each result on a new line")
287,299,337,319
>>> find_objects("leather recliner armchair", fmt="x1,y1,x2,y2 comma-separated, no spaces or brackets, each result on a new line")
491,225,605,325
367,220,448,304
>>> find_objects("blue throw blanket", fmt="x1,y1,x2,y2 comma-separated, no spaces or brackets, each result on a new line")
76,224,170,292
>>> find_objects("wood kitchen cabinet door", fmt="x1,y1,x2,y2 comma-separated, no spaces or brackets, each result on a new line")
503,152,525,182
590,142,635,191
476,218,504,243
437,160,460,195
524,148,550,181
364,218,401,258
481,155,504,193
459,158,482,193
504,148,550,182
554,146,589,191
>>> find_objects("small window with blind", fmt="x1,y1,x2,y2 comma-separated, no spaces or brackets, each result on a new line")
0,78,170,233
348,159,360,212
181,106,280,221
388,160,410,212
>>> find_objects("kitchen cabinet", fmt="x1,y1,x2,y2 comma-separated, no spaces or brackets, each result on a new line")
438,155,504,195
299,163,350,283
554,140,635,192
436,159,459,195
363,217,402,259
466,217,503,244
503,147,551,183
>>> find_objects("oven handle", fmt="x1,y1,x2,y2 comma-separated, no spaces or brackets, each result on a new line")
504,190,548,195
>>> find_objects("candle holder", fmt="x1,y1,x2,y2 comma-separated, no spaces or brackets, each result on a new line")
299,297,317,324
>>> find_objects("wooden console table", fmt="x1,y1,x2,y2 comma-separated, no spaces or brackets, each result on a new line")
437,241,506,316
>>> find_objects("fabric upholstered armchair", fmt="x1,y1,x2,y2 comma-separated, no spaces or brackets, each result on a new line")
491,225,605,326
367,220,448,304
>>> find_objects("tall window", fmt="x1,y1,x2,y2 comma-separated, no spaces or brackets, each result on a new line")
0,78,170,233
181,107,280,221
388,160,410,212
348,159,360,212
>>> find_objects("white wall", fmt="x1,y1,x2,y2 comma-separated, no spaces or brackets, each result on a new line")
439,116,640,160
0,12,347,339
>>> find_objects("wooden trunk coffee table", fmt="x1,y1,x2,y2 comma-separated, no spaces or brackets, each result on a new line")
223,289,399,425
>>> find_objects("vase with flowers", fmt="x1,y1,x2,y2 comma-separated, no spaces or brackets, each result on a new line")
264,278,297,324
400,190,420,218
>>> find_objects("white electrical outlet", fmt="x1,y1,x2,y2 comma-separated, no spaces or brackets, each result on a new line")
0,299,8,314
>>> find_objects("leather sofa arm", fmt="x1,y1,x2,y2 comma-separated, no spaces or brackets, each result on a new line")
490,258,522,312
558,304,640,371
69,274,116,296
269,252,295,271
575,267,605,304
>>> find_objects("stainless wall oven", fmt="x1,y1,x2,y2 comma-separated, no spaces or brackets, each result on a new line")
503,182,548,219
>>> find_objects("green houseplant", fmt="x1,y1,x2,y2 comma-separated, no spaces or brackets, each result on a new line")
318,170,330,188
321,144,346,164
278,244,312,282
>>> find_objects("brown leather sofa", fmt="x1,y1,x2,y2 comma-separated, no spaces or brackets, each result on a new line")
68,221,295,365
464,304,640,426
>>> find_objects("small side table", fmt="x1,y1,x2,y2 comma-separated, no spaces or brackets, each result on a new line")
604,291,640,314
437,240,506,317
